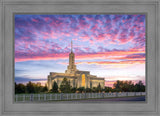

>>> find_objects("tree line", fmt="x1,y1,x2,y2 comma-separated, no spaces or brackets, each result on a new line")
112,80,145,92
15,77,145,94
51,77,103,93
15,81,48,94
51,78,145,93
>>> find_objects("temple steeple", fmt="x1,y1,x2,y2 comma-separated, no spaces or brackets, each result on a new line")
71,40,73,52
65,40,78,74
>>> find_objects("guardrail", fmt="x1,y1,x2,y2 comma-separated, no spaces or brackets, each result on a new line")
15,92,146,102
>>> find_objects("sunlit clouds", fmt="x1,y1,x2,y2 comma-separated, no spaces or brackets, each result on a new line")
15,14,145,87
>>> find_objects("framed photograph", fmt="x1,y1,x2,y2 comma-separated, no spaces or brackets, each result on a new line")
14,14,146,102
0,0,159,116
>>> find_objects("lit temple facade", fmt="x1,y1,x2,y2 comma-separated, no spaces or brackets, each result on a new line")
47,41,105,90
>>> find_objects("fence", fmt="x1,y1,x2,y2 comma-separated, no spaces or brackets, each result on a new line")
15,92,146,102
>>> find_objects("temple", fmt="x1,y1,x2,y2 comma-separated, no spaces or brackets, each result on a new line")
47,41,105,90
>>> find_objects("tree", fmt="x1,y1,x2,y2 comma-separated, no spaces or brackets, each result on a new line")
77,87,85,93
71,87,77,93
113,80,123,92
96,83,102,92
42,84,48,92
121,81,135,92
52,81,58,93
112,80,145,92
134,81,145,92
34,83,43,93
26,81,35,93
15,83,26,94
15,82,18,94
92,87,97,93
85,88,92,93
60,77,71,93
104,86,113,92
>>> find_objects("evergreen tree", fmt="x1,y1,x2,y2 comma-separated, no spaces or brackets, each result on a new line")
52,81,58,93
60,77,71,93
96,83,102,92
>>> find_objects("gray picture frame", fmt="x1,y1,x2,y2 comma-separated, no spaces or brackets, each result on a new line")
0,0,159,116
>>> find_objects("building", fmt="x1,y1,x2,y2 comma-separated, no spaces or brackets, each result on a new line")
47,41,105,90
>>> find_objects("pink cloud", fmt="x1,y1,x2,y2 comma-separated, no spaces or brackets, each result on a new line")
75,60,145,66
32,18,39,23
44,17,50,22
15,52,69,62
94,33,106,41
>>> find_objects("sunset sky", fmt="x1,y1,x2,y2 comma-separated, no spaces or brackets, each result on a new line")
15,14,145,87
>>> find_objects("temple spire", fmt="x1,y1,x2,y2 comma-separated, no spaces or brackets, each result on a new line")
65,39,77,74
71,40,73,52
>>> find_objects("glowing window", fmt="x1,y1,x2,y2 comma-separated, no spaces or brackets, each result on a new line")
82,74,85,87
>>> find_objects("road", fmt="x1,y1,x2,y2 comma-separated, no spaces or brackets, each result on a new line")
51,96,145,103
